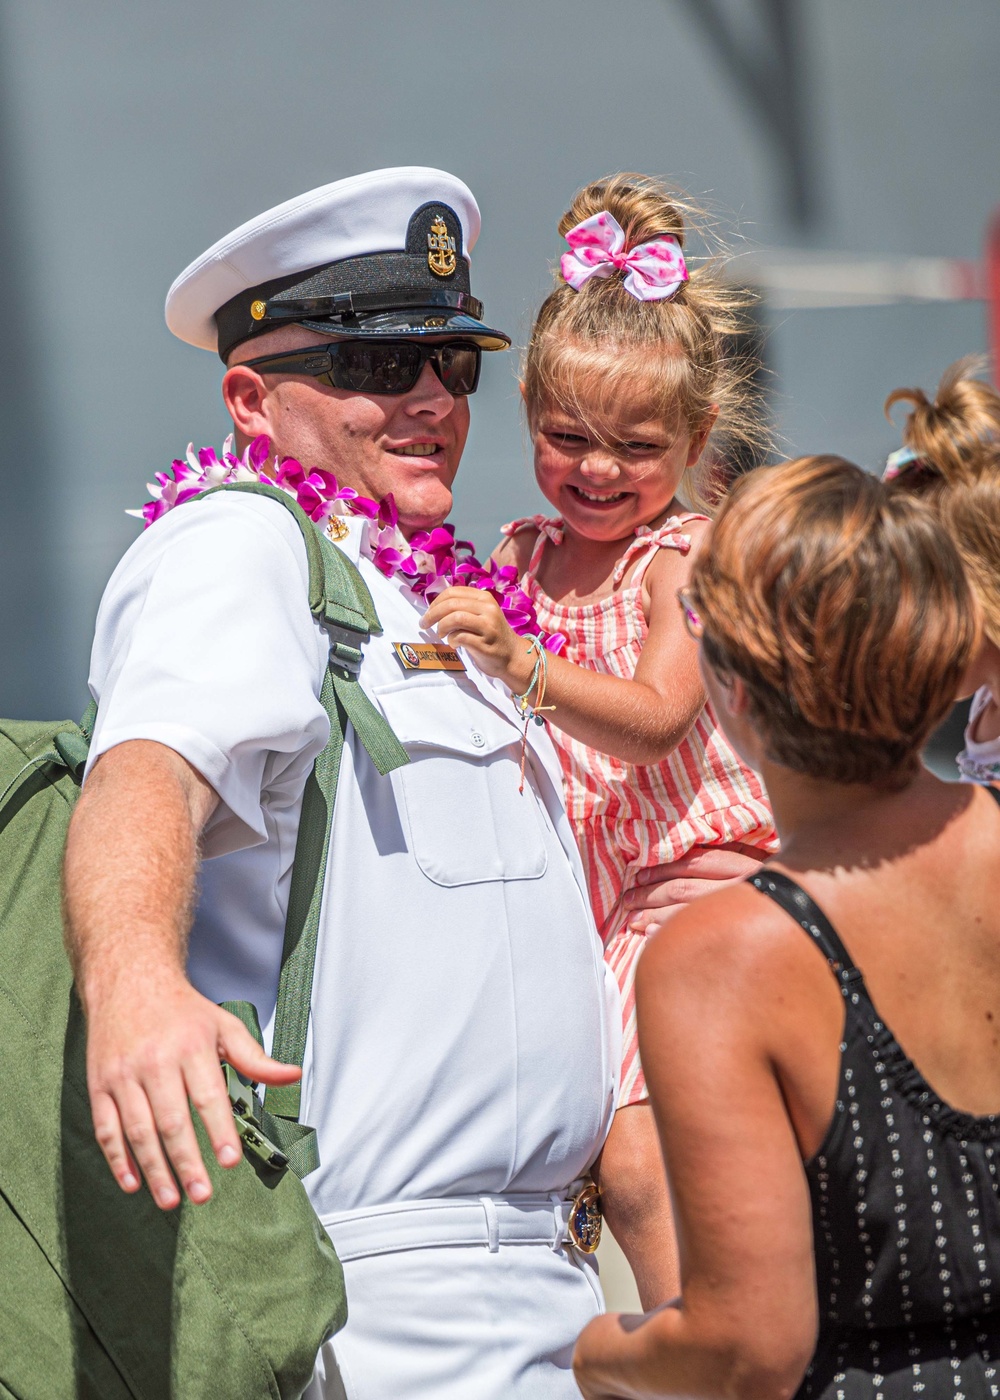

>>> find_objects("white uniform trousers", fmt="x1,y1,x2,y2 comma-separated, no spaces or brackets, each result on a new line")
305,1194,604,1399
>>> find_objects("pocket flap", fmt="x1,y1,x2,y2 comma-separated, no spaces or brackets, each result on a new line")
373,677,521,758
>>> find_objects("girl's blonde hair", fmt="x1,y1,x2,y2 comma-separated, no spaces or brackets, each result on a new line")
523,173,767,512
885,357,1000,647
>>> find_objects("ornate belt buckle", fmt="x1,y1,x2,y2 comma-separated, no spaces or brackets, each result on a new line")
567,1181,602,1253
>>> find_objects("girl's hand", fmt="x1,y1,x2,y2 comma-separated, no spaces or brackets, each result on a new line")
421,586,535,690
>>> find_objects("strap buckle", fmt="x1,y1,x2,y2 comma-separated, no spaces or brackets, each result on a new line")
225,1064,290,1173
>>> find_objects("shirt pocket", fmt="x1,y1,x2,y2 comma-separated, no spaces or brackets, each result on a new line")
373,676,549,887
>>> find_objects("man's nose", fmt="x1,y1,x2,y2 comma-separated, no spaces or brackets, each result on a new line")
403,358,456,416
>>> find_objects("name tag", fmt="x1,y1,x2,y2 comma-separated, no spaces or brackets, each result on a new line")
393,641,466,673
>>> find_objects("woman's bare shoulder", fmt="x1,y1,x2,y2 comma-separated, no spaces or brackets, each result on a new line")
637,878,832,1014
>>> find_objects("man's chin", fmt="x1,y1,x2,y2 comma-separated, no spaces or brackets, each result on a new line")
394,487,455,537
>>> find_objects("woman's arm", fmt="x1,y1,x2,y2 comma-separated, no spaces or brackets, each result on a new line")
421,545,704,766
574,887,821,1400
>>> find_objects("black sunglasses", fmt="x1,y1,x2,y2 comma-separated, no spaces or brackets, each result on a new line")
243,338,482,397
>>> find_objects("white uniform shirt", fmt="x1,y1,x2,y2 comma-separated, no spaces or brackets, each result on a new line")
88,491,618,1219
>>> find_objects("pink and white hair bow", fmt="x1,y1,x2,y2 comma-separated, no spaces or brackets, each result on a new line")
559,211,688,302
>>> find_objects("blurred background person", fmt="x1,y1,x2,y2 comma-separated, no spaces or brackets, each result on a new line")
884,359,1000,783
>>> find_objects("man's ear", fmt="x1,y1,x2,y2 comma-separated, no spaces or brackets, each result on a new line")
222,365,274,442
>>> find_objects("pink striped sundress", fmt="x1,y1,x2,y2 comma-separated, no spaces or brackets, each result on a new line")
503,513,777,1106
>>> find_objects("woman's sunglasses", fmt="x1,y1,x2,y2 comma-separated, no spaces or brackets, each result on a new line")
677,587,705,640
242,339,482,397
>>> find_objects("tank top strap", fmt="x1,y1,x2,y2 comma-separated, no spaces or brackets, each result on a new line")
611,513,710,588
500,514,564,577
748,869,865,994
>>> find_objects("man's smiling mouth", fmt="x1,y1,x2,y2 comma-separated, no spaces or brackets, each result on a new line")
393,443,441,457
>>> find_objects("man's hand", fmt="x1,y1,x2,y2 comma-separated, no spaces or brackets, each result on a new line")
87,977,301,1209
64,738,300,1209
623,843,767,934
421,586,534,691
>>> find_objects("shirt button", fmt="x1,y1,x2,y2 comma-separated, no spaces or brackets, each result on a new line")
471,731,485,748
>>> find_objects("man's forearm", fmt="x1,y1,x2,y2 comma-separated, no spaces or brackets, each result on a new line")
64,740,213,1006
60,739,267,1208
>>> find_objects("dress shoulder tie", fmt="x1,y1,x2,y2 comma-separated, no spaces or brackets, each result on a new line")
610,514,709,587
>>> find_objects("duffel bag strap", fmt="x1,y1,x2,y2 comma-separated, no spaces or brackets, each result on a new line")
198,482,408,1178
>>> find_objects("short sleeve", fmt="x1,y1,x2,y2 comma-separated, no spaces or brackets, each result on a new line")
86,493,330,856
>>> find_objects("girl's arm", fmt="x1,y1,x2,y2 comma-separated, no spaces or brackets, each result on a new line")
573,886,821,1400
421,543,704,765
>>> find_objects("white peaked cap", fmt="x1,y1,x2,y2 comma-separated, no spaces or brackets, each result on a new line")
165,166,487,356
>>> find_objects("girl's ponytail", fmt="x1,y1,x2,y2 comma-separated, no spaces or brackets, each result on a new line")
885,356,1000,487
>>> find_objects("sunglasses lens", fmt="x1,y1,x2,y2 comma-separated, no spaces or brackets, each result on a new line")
335,342,423,394
436,343,481,396
324,340,482,396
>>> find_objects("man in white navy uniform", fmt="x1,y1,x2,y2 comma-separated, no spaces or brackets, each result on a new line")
63,167,620,1398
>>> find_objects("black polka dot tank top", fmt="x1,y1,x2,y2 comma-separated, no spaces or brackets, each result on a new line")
751,869,1000,1400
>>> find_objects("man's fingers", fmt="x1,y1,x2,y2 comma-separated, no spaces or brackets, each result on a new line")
218,1018,302,1088
91,1089,141,1193
144,1069,214,1205
626,873,752,925
116,1081,183,1209
624,879,689,911
627,905,683,935
184,1057,242,1171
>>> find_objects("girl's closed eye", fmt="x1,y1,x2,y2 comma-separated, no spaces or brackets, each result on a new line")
618,440,667,455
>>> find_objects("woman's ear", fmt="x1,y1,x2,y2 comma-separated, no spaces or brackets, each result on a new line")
222,365,274,442
703,657,749,720
723,672,750,717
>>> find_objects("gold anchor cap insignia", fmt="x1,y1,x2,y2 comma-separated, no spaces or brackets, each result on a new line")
427,215,457,278
250,299,267,321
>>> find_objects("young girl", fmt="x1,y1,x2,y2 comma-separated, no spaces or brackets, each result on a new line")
883,358,1000,781
423,174,777,1299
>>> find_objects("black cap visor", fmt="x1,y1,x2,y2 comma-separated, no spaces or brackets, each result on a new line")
297,306,509,351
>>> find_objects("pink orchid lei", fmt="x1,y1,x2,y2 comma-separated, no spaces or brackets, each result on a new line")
129,434,566,652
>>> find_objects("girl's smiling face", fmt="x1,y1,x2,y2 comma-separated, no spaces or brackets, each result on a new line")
532,397,713,543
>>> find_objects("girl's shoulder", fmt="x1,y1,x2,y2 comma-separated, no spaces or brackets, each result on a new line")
495,515,563,576
633,512,711,592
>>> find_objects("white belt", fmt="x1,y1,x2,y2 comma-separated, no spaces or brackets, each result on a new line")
320,1191,584,1263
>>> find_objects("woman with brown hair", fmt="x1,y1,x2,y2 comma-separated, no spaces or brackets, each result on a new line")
572,456,1000,1400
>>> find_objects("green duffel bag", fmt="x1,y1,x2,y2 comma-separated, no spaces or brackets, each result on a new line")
0,483,408,1398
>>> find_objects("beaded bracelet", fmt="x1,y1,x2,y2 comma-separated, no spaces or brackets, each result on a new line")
512,636,556,793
